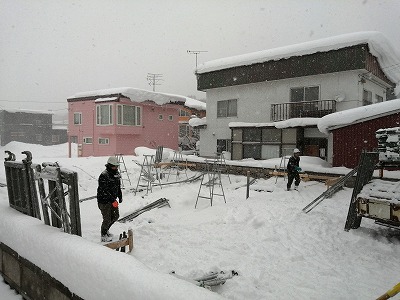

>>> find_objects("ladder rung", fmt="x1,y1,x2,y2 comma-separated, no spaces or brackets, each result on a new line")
197,196,212,199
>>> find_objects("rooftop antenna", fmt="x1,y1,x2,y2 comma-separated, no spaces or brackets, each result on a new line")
146,73,163,91
187,50,208,69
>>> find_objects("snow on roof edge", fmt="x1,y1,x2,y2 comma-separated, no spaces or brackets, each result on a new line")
68,87,206,110
318,99,400,134
229,118,320,129
196,31,400,85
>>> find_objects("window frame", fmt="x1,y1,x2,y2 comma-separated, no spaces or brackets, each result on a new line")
290,86,320,102
96,104,113,126
363,89,373,106
179,109,191,117
52,135,60,143
83,137,93,144
217,99,238,118
98,137,110,145
117,104,141,126
73,112,82,125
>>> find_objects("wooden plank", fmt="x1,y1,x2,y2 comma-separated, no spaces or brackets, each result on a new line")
104,230,134,253
104,238,129,250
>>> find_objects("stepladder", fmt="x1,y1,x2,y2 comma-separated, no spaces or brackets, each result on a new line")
134,155,161,195
195,159,226,208
167,150,188,182
115,154,131,188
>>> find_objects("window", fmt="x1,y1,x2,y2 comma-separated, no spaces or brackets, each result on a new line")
52,135,60,143
243,145,261,159
179,124,190,137
96,104,113,125
168,115,173,121
262,128,281,142
363,89,372,106
83,137,93,144
217,139,231,153
99,138,109,145
36,134,42,142
232,129,243,142
243,128,261,142
179,109,190,117
117,105,141,126
11,132,25,137
230,127,299,160
375,94,383,103
290,86,320,102
73,112,82,125
217,99,237,118
158,114,163,121
70,136,78,143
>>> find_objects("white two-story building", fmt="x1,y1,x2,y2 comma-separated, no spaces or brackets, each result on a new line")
194,31,400,164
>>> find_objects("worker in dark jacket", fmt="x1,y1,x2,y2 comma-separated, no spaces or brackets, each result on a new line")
97,156,123,242
287,148,302,191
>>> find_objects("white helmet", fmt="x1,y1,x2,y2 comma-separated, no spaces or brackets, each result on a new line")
107,156,119,166
293,148,301,154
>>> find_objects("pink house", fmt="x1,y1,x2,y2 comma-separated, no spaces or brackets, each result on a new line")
67,87,206,157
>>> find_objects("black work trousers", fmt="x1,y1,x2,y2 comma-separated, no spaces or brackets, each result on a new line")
287,172,300,189
98,202,119,236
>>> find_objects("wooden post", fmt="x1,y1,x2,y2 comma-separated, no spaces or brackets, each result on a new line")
128,229,134,252
66,172,82,236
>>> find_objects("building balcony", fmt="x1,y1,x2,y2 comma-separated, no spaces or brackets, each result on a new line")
271,100,336,121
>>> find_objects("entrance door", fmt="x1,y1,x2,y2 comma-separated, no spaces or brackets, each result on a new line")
304,145,319,157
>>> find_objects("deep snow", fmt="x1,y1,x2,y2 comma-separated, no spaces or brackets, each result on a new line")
0,142,399,300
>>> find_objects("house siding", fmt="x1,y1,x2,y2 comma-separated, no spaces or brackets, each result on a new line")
332,112,400,168
0,111,67,146
197,45,377,91
198,72,362,157
68,98,179,157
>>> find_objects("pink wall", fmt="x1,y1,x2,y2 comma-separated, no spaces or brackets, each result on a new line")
68,98,179,157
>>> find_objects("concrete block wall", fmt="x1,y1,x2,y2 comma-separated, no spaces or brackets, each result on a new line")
0,243,83,300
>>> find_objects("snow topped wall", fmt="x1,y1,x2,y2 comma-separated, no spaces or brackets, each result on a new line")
69,87,206,111
196,31,400,86
0,201,223,300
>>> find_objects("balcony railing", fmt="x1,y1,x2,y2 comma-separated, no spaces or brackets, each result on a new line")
271,100,336,121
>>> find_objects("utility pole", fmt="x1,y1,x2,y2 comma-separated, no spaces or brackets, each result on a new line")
146,73,163,91
187,50,208,69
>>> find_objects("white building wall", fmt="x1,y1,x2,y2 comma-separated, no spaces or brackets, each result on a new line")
199,70,389,157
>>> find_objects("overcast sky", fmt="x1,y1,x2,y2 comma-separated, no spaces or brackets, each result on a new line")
0,0,399,115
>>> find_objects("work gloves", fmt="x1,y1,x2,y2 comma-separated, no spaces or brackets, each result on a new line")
295,166,302,172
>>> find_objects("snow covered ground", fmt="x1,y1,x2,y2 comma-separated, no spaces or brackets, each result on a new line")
0,142,399,300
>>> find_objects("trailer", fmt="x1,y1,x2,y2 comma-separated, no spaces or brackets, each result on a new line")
356,179,400,229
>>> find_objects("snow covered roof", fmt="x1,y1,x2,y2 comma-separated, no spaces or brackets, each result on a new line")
69,87,206,111
318,98,400,134
94,97,118,102
0,109,53,115
229,118,320,129
196,31,400,86
188,117,207,127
